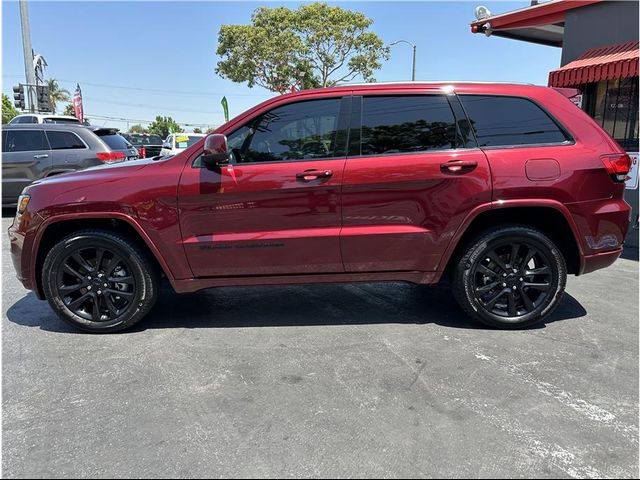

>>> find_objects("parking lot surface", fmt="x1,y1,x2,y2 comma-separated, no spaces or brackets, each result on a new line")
2,217,638,478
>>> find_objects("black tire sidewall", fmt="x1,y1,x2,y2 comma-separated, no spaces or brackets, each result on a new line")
42,232,155,333
455,227,567,329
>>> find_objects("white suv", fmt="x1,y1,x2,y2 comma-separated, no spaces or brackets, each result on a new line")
8,114,82,125
160,133,205,156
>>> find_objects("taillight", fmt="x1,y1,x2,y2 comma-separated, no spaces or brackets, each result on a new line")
96,151,126,163
138,146,146,158
600,153,631,182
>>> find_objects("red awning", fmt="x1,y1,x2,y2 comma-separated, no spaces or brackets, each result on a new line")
549,41,639,87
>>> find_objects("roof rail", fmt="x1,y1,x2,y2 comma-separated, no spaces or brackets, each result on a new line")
338,80,536,87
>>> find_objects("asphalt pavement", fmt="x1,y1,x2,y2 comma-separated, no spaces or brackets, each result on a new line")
2,216,638,478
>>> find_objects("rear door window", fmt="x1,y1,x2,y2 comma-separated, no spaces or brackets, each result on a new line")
4,130,48,152
355,95,458,156
459,95,570,147
46,131,86,150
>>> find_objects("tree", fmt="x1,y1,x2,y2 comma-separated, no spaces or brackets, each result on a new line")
147,116,183,138
128,124,148,133
63,103,75,116
215,3,389,93
2,94,18,124
46,78,71,113
193,127,203,133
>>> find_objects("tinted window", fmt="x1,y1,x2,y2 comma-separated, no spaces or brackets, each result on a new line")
126,134,163,145
15,116,36,124
460,95,569,147
228,98,342,163
4,130,48,152
98,134,132,150
358,95,457,156
46,131,86,150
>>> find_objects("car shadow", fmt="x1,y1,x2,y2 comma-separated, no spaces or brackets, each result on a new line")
5,282,587,334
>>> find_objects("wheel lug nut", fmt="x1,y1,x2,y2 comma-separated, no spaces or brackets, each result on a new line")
87,286,92,290
513,269,518,273
104,283,108,287
503,273,507,277
97,290,102,295
502,283,507,287
512,286,517,290
87,275,91,280
519,277,523,281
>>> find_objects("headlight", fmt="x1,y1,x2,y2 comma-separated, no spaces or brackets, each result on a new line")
16,194,30,215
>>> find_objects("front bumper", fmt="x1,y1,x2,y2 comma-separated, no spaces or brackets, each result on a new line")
8,212,41,295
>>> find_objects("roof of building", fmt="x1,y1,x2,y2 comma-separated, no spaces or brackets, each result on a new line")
469,0,601,47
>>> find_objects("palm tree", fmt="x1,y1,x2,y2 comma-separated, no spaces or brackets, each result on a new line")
46,79,70,113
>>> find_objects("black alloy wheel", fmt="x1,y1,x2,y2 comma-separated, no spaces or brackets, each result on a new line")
42,230,159,333
452,225,567,329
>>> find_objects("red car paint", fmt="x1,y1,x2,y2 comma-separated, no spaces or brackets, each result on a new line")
9,83,631,299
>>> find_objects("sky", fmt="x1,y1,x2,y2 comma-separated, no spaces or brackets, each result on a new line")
2,0,562,132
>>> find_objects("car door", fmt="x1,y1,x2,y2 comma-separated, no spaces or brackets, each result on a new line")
45,129,91,173
2,129,52,204
178,96,349,277
340,91,492,273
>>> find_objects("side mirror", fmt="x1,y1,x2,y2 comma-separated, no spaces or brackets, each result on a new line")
201,133,230,169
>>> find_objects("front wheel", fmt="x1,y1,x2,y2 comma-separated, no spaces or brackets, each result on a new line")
452,225,567,329
42,230,159,333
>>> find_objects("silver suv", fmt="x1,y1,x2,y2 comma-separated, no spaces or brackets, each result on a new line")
2,124,138,207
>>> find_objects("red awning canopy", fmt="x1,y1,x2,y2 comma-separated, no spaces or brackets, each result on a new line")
548,41,639,87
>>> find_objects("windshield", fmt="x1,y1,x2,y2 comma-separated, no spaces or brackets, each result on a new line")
175,135,203,149
127,134,163,145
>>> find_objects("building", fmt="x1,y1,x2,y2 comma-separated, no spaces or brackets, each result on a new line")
470,0,639,247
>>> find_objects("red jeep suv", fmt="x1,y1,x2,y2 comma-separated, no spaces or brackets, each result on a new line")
8,82,631,332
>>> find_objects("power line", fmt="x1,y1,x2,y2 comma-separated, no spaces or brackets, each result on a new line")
87,113,217,128
3,74,272,98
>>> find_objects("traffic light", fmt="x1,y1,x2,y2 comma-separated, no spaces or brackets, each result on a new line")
12,84,25,110
36,85,51,112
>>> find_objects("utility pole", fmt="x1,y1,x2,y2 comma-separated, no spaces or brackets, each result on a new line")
19,0,37,112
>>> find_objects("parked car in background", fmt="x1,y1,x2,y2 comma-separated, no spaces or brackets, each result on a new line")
8,82,631,333
7,114,82,125
121,133,164,158
160,133,205,156
86,127,139,163
2,124,135,207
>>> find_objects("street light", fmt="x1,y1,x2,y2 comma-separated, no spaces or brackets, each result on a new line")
390,40,417,81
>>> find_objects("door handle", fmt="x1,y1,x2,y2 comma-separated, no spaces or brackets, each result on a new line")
440,160,477,174
296,169,333,182
33,154,49,159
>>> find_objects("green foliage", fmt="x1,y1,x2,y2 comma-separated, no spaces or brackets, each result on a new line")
2,94,18,124
128,124,148,133
46,79,71,114
215,3,389,92
62,103,75,116
193,127,203,133
147,116,183,138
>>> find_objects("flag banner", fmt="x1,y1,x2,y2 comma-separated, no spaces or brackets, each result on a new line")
221,96,229,123
73,84,84,123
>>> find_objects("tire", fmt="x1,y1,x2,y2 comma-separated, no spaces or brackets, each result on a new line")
42,229,159,333
452,225,566,329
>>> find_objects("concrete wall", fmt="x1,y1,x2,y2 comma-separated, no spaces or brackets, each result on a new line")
562,1,639,66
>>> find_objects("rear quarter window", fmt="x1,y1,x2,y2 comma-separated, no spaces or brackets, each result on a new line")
98,134,132,150
459,95,570,147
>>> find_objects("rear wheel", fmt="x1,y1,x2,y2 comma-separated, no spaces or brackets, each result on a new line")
452,225,566,329
42,230,159,333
